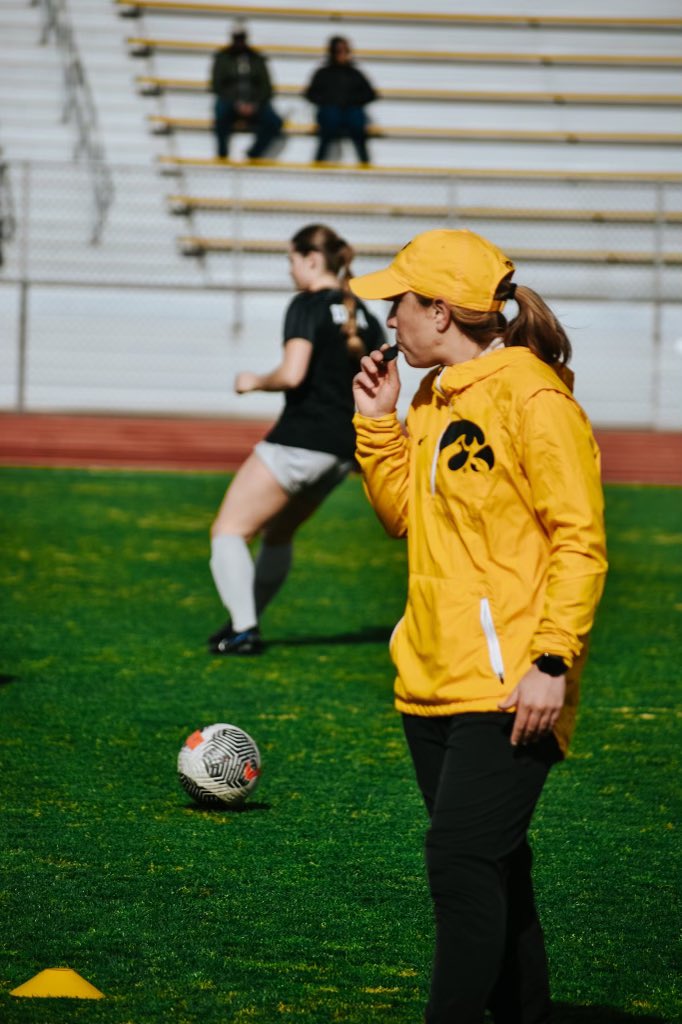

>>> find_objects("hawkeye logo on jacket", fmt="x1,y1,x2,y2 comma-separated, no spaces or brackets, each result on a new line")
439,420,495,473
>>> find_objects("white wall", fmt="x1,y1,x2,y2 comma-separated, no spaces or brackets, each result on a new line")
1,279,680,428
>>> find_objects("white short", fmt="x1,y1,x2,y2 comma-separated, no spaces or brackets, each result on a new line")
254,441,353,498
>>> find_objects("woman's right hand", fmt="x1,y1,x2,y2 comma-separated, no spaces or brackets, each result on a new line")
234,371,260,394
353,347,401,418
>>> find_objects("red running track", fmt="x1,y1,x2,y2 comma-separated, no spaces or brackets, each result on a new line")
0,413,681,485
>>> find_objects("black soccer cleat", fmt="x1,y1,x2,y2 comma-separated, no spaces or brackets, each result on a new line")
208,619,233,646
211,626,264,656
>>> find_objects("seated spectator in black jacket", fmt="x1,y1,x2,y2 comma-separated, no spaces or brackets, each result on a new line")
304,37,377,165
210,19,283,160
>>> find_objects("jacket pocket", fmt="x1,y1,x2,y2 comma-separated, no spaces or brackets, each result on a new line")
480,597,505,683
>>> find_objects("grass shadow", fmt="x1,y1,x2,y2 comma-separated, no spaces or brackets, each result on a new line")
183,801,271,814
265,625,394,648
552,1004,666,1023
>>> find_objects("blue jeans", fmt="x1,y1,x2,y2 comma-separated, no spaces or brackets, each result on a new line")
213,98,283,159
314,105,370,163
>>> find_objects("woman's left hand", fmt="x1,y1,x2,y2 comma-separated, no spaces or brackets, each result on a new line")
498,665,566,746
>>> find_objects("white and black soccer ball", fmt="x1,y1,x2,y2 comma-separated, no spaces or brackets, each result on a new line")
178,723,261,808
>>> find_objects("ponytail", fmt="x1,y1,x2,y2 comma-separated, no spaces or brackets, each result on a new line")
438,276,574,390
502,283,572,384
339,263,366,359
290,223,366,359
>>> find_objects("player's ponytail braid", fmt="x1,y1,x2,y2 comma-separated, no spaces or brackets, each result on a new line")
337,247,366,360
290,223,367,360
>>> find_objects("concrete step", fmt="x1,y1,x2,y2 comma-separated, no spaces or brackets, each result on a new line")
152,91,682,134
114,10,682,56
145,54,682,94
165,131,682,173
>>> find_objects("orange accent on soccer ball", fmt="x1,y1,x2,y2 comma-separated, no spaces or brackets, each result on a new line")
185,730,205,749
243,761,261,781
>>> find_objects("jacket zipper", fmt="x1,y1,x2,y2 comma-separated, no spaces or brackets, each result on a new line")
430,425,448,494
480,597,505,683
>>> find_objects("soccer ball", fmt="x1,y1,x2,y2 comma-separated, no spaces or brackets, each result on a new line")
177,723,261,808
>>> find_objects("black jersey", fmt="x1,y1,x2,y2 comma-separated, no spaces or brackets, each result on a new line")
266,288,385,458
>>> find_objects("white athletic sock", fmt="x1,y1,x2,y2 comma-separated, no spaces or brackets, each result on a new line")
255,542,293,617
209,534,257,632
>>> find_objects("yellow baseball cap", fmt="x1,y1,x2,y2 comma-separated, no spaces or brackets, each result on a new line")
350,229,515,312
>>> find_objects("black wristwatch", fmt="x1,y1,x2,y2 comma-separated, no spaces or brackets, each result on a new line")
534,654,568,677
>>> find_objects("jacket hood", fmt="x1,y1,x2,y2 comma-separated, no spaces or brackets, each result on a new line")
433,346,570,400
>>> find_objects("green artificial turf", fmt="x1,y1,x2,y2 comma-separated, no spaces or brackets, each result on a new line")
0,467,680,1024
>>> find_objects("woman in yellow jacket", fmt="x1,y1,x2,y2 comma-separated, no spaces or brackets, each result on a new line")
350,229,607,1024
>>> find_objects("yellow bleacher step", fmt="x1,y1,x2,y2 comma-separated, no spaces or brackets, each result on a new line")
176,235,682,265
156,153,682,183
115,2,682,31
126,38,682,68
166,195,682,225
149,114,682,146
137,76,682,107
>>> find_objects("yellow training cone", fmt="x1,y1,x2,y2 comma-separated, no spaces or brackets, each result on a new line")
10,967,105,999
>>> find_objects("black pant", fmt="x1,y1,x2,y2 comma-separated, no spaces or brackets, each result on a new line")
213,98,283,159
403,713,561,1024
314,105,370,163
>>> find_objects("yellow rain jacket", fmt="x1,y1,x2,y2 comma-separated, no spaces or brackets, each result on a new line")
354,347,607,754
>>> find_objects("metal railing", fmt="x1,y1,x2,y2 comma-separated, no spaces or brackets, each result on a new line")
34,0,115,243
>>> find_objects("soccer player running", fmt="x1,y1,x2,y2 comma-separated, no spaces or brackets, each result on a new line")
350,229,607,1024
208,223,384,655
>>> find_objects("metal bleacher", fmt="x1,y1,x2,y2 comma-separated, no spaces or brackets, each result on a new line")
113,0,682,427
0,0,680,424
119,0,682,292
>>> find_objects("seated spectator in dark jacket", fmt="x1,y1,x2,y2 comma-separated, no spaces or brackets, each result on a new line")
304,37,377,165
210,19,283,160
